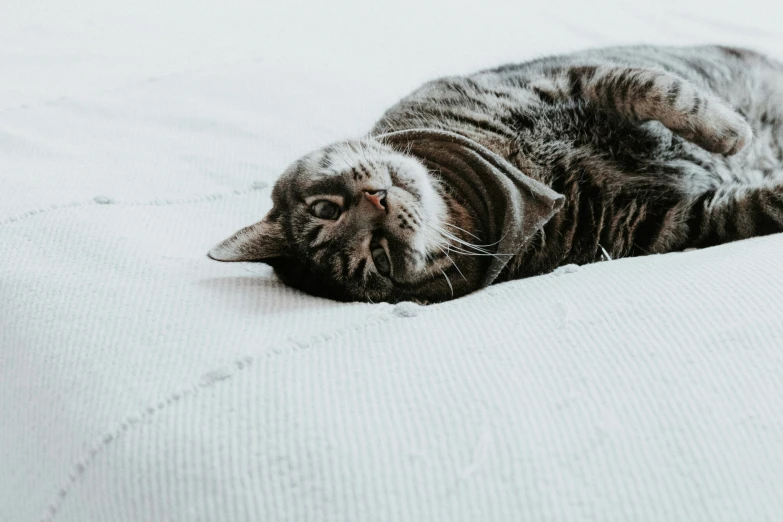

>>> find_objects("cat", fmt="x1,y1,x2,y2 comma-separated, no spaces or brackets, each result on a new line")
210,45,783,303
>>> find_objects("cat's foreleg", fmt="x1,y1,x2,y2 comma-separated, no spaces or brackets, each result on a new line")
535,66,752,155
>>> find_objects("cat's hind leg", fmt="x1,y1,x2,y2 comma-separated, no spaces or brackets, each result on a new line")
687,179,783,247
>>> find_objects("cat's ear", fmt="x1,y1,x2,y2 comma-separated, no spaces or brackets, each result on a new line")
208,215,287,262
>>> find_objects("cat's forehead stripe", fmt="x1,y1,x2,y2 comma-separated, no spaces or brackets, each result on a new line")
299,178,352,200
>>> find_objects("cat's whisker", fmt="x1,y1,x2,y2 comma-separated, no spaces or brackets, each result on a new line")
435,244,467,281
422,224,511,260
439,268,454,297
434,238,509,258
425,221,501,251
440,222,484,242
443,247,513,258
424,222,481,248
441,229,501,250
430,226,502,256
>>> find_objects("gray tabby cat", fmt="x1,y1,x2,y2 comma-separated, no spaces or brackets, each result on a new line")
210,45,783,303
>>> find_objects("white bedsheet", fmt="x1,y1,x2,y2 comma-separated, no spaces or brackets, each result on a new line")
2,1,782,520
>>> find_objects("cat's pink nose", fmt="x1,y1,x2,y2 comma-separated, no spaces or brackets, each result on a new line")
364,190,388,212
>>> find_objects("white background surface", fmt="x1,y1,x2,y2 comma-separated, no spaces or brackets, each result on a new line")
2,1,783,520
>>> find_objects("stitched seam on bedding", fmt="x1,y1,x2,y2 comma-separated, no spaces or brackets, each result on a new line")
39,259,582,521
40,303,421,522
0,181,270,228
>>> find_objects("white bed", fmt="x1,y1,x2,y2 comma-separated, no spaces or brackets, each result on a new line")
2,1,782,520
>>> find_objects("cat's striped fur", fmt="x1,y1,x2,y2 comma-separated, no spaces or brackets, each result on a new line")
211,45,783,302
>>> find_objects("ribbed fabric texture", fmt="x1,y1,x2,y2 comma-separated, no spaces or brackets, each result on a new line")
2,1,783,521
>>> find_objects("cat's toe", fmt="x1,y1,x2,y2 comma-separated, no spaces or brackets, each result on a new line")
719,120,753,156
706,106,753,156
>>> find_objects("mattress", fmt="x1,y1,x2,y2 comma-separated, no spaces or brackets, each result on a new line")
2,0,782,520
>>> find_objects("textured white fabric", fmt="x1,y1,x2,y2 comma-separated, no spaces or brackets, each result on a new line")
2,1,782,521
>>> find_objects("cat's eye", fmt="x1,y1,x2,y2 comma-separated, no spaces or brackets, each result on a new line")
311,200,341,220
372,246,391,276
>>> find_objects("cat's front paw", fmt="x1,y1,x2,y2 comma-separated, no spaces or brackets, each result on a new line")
687,103,753,156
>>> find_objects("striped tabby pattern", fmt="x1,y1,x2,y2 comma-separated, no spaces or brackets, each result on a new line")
211,45,783,302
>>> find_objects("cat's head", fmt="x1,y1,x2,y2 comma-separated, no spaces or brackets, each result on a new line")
209,138,484,303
